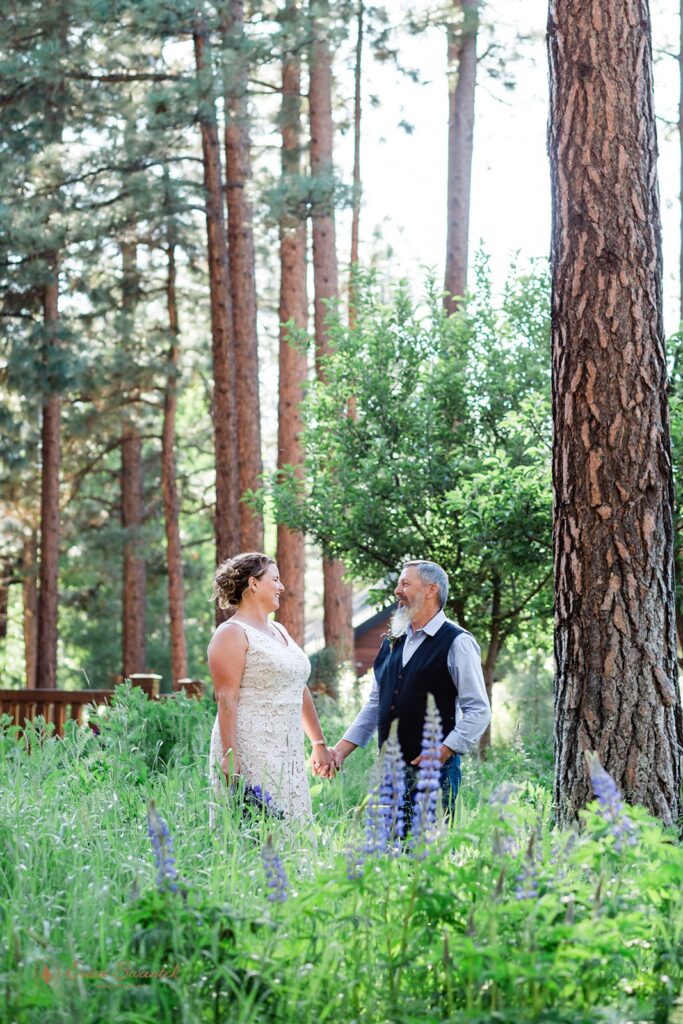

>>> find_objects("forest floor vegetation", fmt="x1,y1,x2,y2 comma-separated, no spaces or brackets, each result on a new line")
0,683,681,1023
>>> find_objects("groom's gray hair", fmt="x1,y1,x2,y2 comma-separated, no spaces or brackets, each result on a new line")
402,560,449,609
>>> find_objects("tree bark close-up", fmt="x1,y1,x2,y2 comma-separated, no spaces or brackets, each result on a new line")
548,0,683,826
309,0,354,661
276,19,308,645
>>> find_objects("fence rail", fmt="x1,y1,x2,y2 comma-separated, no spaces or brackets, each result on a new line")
0,677,205,738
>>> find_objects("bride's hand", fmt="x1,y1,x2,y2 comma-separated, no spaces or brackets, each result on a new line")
310,744,336,779
220,749,240,782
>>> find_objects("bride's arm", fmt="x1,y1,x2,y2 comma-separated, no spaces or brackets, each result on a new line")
208,623,247,781
301,686,336,777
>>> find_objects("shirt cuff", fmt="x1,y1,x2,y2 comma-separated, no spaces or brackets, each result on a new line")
443,728,477,755
342,725,375,749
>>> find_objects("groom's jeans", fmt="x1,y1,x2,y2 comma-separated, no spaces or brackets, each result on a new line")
403,754,462,832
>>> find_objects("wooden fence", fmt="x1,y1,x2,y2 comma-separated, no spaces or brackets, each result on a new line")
0,676,205,738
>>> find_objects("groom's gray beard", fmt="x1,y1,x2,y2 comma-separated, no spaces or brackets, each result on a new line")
390,603,416,636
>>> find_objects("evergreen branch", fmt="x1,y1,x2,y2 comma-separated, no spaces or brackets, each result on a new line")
65,72,185,83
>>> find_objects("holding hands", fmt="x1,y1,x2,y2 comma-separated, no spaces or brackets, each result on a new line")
310,741,348,779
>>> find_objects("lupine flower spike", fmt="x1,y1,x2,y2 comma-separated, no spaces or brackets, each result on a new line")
585,752,637,852
363,759,389,857
515,829,540,901
146,800,179,893
410,694,443,853
379,721,406,854
489,782,520,857
262,834,289,903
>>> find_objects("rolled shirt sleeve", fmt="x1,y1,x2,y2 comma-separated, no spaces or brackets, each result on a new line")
443,632,492,754
342,677,380,748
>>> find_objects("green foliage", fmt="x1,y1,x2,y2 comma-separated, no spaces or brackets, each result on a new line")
260,259,553,665
0,695,681,1023
95,682,216,779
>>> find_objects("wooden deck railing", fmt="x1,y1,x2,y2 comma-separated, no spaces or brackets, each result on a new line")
0,676,205,738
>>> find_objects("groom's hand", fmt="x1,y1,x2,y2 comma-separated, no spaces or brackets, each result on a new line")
411,744,454,767
310,744,336,779
330,739,357,770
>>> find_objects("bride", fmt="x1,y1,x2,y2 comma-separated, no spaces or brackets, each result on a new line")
208,552,336,826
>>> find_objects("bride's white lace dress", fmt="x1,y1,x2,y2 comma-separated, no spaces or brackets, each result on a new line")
209,620,313,826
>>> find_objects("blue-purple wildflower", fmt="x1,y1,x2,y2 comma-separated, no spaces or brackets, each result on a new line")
514,830,540,901
378,721,406,854
586,752,637,852
410,695,443,851
262,834,289,903
363,761,388,857
146,801,179,893
489,782,520,857
241,782,284,820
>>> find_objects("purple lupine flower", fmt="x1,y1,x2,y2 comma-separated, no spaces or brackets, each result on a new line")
410,695,443,852
345,837,365,881
241,783,285,820
146,801,179,893
379,722,406,854
489,783,520,857
514,831,540,900
586,753,637,852
363,761,388,857
262,834,289,903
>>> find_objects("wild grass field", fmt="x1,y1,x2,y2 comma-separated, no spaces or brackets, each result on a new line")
0,684,682,1024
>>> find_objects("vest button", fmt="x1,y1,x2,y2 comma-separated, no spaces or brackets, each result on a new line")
394,689,398,695
390,705,396,710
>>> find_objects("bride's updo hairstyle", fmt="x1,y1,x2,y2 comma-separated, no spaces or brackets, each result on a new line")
212,552,275,610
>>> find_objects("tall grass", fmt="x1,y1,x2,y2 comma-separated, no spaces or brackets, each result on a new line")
0,684,681,1023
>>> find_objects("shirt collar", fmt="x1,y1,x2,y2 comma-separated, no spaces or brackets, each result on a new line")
405,608,446,639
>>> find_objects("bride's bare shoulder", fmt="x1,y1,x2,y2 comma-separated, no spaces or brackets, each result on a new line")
207,620,248,658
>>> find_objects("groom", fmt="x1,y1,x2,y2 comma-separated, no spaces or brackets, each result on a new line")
323,560,491,814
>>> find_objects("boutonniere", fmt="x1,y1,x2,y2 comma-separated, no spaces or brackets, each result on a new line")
381,631,402,652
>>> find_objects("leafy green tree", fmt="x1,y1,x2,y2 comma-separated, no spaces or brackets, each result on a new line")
259,260,553,743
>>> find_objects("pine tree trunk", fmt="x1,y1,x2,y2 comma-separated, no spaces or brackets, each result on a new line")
680,0,683,325
549,0,683,826
121,421,146,678
349,0,363,329
162,236,188,684
276,31,308,645
0,561,10,642
309,1,354,660
120,237,146,679
23,532,38,688
36,258,60,689
221,0,263,551
444,0,478,314
194,19,240,587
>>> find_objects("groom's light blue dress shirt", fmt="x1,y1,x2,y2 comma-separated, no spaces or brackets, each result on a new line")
342,609,492,754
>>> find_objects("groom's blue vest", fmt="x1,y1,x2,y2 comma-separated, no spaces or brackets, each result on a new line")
375,621,465,764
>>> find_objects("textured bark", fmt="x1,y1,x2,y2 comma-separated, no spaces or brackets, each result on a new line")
680,0,683,324
162,237,188,684
444,0,478,314
348,0,363,329
220,0,263,551
23,533,38,688
0,561,10,641
276,29,307,644
549,0,683,826
121,421,146,678
194,21,240,584
35,259,60,689
309,1,354,659
120,238,146,679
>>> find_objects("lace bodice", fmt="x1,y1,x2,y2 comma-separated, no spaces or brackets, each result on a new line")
209,619,313,825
